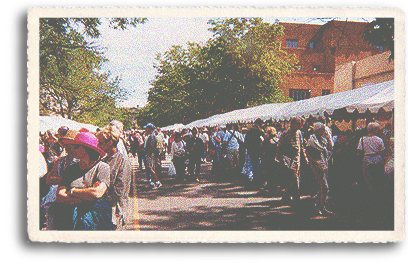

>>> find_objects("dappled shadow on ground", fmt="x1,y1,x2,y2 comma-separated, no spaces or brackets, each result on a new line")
125,196,392,231
128,162,394,231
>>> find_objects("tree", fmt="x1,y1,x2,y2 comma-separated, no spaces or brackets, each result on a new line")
364,18,394,60
40,18,146,125
140,18,297,127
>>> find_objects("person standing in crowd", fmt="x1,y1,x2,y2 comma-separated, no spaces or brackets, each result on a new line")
40,129,79,229
210,126,223,178
144,123,162,189
135,130,146,171
306,122,334,215
97,124,132,229
199,127,210,163
222,124,244,178
275,117,304,206
186,127,205,182
275,123,284,140
171,132,187,182
261,126,280,190
128,129,138,158
155,127,166,176
239,126,248,172
42,129,63,165
110,120,128,156
357,122,386,220
242,118,264,186
51,131,114,230
357,122,386,192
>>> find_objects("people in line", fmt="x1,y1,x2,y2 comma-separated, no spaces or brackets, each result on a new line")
40,116,393,230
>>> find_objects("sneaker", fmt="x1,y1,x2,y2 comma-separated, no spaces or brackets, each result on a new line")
152,181,162,189
322,207,336,216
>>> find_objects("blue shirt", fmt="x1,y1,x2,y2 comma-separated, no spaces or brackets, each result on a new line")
223,130,244,151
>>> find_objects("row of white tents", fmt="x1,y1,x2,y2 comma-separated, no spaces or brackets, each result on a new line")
39,80,394,133
161,80,394,131
40,115,99,134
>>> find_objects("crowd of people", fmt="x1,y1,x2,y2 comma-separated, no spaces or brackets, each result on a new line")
39,114,394,230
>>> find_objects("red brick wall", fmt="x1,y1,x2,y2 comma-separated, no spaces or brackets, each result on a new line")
279,21,383,99
280,72,334,98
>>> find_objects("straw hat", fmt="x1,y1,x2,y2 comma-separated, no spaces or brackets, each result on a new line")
58,130,79,144
60,131,105,157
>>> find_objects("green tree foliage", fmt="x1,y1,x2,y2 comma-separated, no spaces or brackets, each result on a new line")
139,18,296,127
40,18,146,127
364,18,394,60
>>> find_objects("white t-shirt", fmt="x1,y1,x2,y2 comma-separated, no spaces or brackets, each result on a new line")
39,151,48,178
199,133,209,144
357,136,385,155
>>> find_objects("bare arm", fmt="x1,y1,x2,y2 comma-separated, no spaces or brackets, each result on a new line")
70,181,108,200
55,186,83,205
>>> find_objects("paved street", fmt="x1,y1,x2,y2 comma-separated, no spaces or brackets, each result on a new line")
121,156,394,231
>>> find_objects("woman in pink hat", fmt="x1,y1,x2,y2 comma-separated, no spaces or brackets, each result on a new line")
51,131,114,230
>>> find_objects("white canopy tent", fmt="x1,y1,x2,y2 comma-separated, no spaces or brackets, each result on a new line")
40,116,99,133
160,123,186,132
184,80,394,128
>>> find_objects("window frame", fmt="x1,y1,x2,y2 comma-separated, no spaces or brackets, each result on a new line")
286,39,299,48
289,89,311,101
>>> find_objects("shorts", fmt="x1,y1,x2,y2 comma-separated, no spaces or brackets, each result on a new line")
145,153,159,172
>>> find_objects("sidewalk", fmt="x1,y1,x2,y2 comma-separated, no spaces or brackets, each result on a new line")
122,155,394,231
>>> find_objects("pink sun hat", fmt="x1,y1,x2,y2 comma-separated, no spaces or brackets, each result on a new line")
61,131,105,157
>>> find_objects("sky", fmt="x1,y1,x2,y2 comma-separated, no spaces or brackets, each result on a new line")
91,16,375,109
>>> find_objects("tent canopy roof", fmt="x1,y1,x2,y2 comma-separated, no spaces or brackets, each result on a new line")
184,80,394,128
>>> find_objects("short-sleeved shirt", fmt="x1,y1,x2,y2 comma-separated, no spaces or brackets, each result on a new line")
211,130,225,149
245,126,264,155
105,152,131,205
223,130,244,151
145,132,158,156
60,161,110,189
199,133,209,144
357,136,385,155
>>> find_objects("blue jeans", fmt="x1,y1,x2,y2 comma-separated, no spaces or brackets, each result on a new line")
211,148,221,176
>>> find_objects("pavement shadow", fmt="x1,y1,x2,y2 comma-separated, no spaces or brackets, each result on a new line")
129,161,394,231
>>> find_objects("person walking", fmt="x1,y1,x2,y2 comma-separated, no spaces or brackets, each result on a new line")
144,123,162,189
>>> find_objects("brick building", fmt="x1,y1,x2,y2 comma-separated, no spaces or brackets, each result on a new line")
278,20,385,101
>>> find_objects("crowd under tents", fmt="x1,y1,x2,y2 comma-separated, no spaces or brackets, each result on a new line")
169,80,394,130
40,115,99,133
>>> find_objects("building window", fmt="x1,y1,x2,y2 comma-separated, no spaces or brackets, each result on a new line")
322,89,330,96
309,41,314,49
286,39,298,48
313,65,320,72
289,89,310,101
